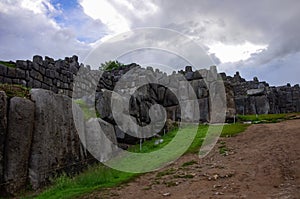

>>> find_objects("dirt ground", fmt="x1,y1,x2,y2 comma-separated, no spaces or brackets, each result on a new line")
82,120,300,199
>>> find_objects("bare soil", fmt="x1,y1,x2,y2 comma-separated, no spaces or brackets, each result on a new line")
82,120,300,199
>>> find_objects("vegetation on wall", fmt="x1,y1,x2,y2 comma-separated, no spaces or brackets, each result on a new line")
99,60,124,71
0,84,30,98
0,60,16,68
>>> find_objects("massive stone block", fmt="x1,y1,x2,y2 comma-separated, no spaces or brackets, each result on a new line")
84,118,117,162
234,96,246,115
4,97,34,195
28,89,85,189
96,89,113,122
198,98,209,122
255,96,270,114
0,91,7,189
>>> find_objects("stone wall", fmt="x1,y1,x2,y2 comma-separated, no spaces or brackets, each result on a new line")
0,55,299,195
0,89,117,196
228,72,300,114
1,55,299,118
0,55,81,97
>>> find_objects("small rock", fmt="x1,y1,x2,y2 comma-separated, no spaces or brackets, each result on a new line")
163,192,171,196
213,184,222,188
214,192,224,195
213,174,219,180
154,139,164,145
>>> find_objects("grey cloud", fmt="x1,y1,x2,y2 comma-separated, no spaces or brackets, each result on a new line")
115,0,300,84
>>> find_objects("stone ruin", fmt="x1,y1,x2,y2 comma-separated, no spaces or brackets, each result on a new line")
0,55,299,196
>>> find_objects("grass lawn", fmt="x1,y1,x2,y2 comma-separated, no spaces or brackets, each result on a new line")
237,113,288,123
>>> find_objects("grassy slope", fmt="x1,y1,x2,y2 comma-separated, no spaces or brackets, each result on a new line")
28,123,249,199
0,84,30,98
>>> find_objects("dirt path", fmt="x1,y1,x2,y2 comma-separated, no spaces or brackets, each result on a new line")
82,120,300,199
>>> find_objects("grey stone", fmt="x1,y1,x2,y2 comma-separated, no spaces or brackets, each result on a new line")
84,118,117,162
246,88,265,96
163,89,178,107
157,86,166,103
33,80,42,88
192,71,202,80
6,68,16,78
0,92,7,187
0,64,7,76
4,97,34,195
16,60,28,70
95,90,113,122
185,66,193,72
255,96,270,114
30,69,43,82
28,89,84,189
185,72,193,81
16,68,26,79
33,55,43,65
199,98,209,122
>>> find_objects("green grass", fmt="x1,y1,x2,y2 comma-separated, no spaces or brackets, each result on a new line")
0,84,30,98
27,123,249,199
0,60,16,68
218,141,228,156
156,168,176,178
237,113,287,123
181,160,197,167
74,99,100,120
24,165,138,199
220,123,250,137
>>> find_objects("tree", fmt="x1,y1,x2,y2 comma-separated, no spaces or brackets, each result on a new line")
99,60,124,71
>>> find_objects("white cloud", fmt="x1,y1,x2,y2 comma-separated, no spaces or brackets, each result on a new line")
20,0,57,15
208,41,268,63
0,0,90,61
80,0,130,34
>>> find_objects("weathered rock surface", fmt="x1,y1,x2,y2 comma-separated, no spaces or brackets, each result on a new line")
0,92,7,188
4,97,34,194
84,118,117,162
28,89,85,189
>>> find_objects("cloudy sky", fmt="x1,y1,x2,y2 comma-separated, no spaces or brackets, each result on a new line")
0,0,299,85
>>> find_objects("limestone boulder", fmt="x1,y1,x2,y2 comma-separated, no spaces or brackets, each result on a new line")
84,118,117,162
28,89,85,189
95,89,114,122
0,91,7,189
255,96,270,114
4,97,34,195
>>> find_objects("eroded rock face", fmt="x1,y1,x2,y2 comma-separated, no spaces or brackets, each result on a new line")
0,92,7,188
4,97,34,194
28,89,85,189
84,118,117,162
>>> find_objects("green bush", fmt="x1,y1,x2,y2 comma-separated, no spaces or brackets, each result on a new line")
99,60,124,71
0,60,16,68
